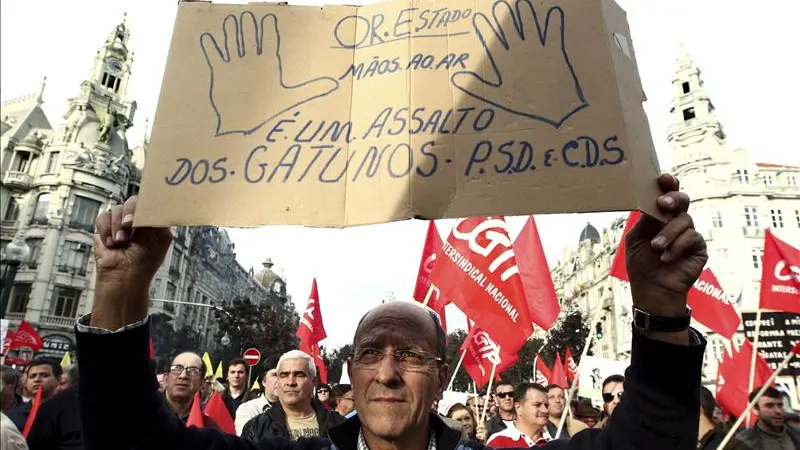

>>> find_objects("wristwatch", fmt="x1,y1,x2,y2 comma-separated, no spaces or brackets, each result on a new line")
633,306,692,332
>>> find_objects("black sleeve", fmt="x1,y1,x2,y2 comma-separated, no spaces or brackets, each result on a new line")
74,320,329,450
25,400,59,450
553,327,706,450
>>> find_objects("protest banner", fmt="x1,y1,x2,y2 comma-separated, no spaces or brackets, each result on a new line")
135,0,663,227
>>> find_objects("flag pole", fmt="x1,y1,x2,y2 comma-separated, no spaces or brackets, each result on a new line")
480,362,498,424
422,283,438,307
718,343,799,449
746,309,763,428
446,349,467,392
555,281,608,439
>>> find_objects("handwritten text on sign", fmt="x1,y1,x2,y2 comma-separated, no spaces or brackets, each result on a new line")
135,0,659,227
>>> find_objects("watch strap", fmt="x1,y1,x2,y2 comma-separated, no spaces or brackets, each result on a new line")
633,306,692,332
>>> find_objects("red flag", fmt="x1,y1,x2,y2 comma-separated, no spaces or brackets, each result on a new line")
716,340,772,426
792,341,800,354
2,330,16,354
759,230,800,313
203,391,235,434
311,343,328,384
9,320,43,353
565,348,578,382
534,357,552,386
550,353,568,388
513,216,560,330
609,211,642,282
688,268,742,339
148,336,155,359
186,392,205,428
460,325,518,388
22,387,43,438
412,221,448,332
431,217,532,354
297,279,327,355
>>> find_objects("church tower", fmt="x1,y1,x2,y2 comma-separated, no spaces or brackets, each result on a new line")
667,44,726,171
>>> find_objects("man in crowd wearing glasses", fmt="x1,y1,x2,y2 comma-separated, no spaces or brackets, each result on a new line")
76,174,708,449
597,375,625,429
486,381,517,436
164,352,220,429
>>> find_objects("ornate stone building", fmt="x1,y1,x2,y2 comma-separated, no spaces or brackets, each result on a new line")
549,47,800,392
0,19,281,360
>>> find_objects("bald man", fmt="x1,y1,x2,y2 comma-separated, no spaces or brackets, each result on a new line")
163,351,218,427
75,173,708,450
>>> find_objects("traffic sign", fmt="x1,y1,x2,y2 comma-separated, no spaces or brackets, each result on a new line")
243,348,261,366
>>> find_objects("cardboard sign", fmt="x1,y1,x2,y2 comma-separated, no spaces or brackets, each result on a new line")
135,0,663,228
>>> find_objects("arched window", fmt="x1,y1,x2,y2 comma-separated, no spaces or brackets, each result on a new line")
3,197,19,222
32,193,51,223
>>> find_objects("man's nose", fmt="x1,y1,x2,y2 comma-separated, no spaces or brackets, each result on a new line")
374,353,403,387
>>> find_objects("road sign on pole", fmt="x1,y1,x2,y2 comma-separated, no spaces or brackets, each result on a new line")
243,348,261,366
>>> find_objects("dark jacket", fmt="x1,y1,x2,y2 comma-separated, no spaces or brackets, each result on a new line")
25,386,85,450
6,398,32,431
222,388,258,417
241,398,343,441
735,424,800,450
485,414,509,437
74,318,705,450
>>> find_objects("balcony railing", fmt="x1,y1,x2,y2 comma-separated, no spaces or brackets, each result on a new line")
68,221,95,233
40,315,76,327
2,171,33,190
29,217,48,226
56,265,87,277
4,312,25,322
742,226,763,238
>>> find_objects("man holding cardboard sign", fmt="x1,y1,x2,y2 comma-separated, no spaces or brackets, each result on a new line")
74,174,706,449
133,0,664,229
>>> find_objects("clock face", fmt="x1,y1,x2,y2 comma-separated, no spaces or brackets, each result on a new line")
105,57,123,74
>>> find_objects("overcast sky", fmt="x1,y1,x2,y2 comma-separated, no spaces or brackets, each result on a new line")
2,0,798,352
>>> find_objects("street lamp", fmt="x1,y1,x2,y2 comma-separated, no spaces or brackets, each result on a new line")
220,332,231,347
1,234,31,320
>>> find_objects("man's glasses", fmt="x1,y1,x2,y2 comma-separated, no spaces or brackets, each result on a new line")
496,391,514,399
170,365,202,377
602,391,623,403
351,348,441,372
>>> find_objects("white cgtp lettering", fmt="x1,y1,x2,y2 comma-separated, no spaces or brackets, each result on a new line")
774,261,800,283
472,331,502,366
452,218,519,282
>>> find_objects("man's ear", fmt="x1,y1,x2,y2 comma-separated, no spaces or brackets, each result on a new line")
437,363,449,396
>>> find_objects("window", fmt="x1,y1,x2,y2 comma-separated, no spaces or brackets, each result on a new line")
771,209,784,228
31,193,51,224
70,196,101,232
711,209,724,228
763,174,774,187
57,241,90,276
25,238,42,268
751,248,763,270
51,286,80,318
7,283,32,314
3,197,19,222
12,151,30,172
714,248,729,262
165,282,176,312
788,175,798,187
681,81,690,94
796,210,800,228
744,206,759,227
45,151,60,173
736,169,750,183
682,107,696,121
169,250,182,275
149,278,162,298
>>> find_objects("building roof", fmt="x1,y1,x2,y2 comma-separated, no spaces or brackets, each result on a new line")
578,223,601,245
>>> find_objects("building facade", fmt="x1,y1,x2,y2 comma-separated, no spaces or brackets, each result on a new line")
549,47,800,393
0,20,284,361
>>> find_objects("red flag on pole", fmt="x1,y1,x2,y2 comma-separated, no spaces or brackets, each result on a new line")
203,391,235,434
759,230,800,313
186,392,205,428
565,348,578,382
550,353,568,388
311,343,328,384
513,216,560,330
535,357,552,386
412,221,448,331
9,320,43,353
609,211,642,282
460,325,518,389
716,340,772,425
2,330,16,355
297,279,327,355
687,268,742,339
431,217,532,354
22,387,43,438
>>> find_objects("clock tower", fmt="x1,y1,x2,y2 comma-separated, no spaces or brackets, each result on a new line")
90,14,133,98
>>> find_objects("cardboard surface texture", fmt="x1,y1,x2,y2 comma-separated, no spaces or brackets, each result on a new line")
135,0,663,228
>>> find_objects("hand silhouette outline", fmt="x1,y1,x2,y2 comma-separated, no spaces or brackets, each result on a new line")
200,12,339,137
451,0,589,128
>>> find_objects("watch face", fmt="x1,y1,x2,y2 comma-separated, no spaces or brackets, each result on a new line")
105,57,123,74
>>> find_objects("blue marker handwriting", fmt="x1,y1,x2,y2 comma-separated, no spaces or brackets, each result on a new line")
332,7,473,50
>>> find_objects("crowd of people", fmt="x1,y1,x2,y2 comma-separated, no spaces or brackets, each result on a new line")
0,175,798,450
